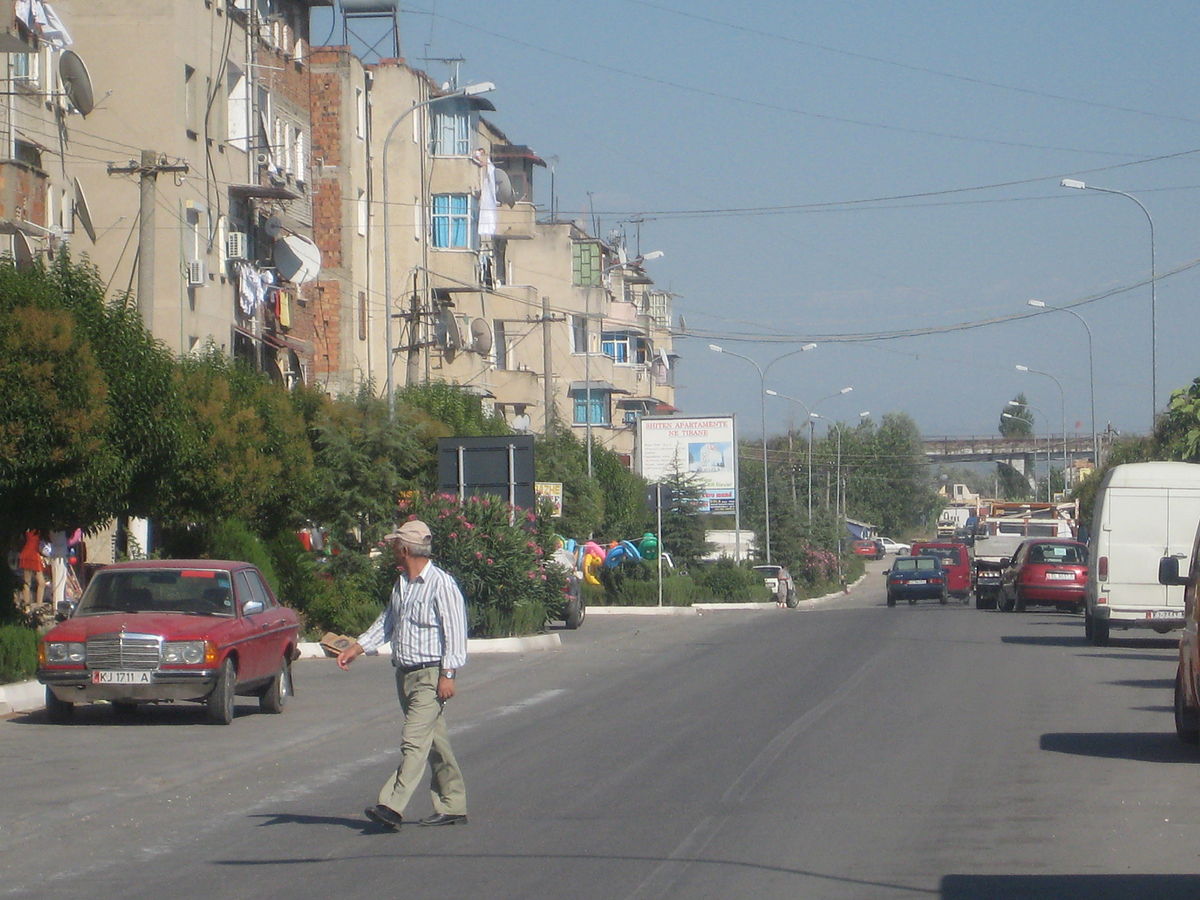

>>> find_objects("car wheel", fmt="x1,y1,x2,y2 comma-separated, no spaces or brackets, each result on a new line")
207,658,236,725
259,657,292,715
785,591,799,609
45,687,73,723
886,592,896,607
1092,617,1110,647
1176,668,1200,745
564,596,585,630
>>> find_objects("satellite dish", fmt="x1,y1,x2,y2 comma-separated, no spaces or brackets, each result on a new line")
73,178,96,243
58,51,95,117
435,308,463,355
263,215,284,238
274,234,321,284
469,317,493,354
494,167,516,206
12,231,34,269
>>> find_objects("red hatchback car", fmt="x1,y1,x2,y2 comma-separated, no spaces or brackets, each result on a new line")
998,539,1089,613
37,560,300,724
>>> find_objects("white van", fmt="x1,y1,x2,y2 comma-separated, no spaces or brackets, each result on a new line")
1086,461,1200,645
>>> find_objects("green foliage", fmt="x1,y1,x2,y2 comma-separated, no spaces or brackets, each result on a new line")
659,464,711,566
396,381,510,438
842,414,940,536
999,393,1033,436
0,624,37,683
1159,378,1200,461
305,389,428,550
601,572,699,606
534,429,604,539
694,558,771,602
396,492,565,637
304,549,391,637
594,445,651,538
206,519,280,594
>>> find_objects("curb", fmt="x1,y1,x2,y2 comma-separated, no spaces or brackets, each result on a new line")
296,632,563,660
586,606,699,616
0,679,45,715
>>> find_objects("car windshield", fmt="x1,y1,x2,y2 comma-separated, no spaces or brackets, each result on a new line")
894,557,938,572
75,569,236,617
1029,544,1086,564
753,566,783,578
918,548,959,565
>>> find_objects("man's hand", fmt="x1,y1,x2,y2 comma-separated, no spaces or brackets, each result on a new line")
336,641,364,670
436,675,456,702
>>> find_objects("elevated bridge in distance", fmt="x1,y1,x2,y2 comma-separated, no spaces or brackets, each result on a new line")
922,434,1097,465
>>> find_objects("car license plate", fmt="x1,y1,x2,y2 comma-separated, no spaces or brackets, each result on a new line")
1149,610,1180,620
910,579,926,585
1046,572,1075,580
91,670,152,685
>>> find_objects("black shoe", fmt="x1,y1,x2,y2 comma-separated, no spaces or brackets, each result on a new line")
419,813,468,826
365,804,403,830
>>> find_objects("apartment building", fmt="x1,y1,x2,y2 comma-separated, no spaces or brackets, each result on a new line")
52,0,329,386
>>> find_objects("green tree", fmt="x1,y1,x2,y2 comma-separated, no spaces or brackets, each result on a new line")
534,429,603,540
844,414,939,535
999,393,1033,436
659,463,711,567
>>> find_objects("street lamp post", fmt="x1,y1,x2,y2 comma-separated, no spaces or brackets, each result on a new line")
1004,404,1050,501
767,386,852,524
1016,364,1067,495
1027,299,1098,469
710,342,817,563
382,82,495,419
1061,178,1156,423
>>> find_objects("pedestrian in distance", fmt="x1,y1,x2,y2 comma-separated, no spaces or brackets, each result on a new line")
336,519,470,831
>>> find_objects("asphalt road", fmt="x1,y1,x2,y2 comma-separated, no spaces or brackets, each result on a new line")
3,560,1199,899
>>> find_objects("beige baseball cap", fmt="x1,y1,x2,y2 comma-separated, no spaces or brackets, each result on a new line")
383,519,432,549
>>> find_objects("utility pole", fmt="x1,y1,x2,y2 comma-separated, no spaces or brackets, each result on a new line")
405,273,422,387
107,150,189,330
541,295,557,433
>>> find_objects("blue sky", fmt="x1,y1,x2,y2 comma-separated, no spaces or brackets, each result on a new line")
315,1,1200,442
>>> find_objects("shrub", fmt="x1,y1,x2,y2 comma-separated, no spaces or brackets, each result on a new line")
394,493,565,638
0,624,37,684
604,573,700,606
694,558,772,603
205,518,280,594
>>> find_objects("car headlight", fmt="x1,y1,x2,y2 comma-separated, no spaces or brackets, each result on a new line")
162,641,207,665
44,642,86,664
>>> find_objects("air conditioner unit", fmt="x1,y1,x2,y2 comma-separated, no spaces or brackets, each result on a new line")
226,231,248,260
186,259,206,286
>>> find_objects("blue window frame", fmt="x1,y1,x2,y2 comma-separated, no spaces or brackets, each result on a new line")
431,193,474,249
572,392,610,425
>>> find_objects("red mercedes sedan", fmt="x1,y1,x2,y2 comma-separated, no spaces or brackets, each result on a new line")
998,539,1089,613
37,560,300,724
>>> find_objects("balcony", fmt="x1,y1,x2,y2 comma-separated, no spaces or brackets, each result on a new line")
493,200,535,240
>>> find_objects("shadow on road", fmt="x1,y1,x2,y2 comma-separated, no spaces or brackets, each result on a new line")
250,812,393,834
1081,651,1178,662
1000,634,1086,648
1106,678,1174,690
1040,730,1198,763
7,703,257,726
942,873,1200,899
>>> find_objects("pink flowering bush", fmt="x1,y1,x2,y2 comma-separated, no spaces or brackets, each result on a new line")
394,492,565,637
794,546,840,587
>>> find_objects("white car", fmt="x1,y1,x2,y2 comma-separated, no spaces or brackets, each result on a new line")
878,537,911,556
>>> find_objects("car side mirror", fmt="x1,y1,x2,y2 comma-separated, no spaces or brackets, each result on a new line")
1159,556,1189,587
242,598,265,616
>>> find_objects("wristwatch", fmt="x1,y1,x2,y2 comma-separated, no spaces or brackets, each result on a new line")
440,669,456,679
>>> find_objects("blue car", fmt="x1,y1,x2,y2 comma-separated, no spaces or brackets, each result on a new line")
885,556,949,607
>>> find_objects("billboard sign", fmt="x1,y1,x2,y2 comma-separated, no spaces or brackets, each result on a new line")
637,416,737,513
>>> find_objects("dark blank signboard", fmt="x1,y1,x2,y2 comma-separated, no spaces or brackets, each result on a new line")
437,435,536,511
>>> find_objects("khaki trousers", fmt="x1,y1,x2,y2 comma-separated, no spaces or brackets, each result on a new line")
378,665,467,817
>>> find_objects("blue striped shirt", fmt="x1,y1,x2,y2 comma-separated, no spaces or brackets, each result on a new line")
356,559,468,669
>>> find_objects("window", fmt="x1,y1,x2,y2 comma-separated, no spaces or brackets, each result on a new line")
431,193,473,249
601,332,630,363
227,62,249,150
14,139,41,170
13,51,37,84
429,102,472,156
572,242,601,287
572,391,610,426
571,315,588,353
494,321,508,369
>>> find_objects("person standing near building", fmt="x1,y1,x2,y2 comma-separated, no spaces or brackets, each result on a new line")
337,519,469,831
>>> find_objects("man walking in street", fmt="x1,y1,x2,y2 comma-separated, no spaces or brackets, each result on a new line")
336,519,469,831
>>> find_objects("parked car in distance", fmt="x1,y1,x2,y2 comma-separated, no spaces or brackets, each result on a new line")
998,539,1088,613
911,541,972,602
37,560,300,725
753,564,798,607
885,556,949,606
852,539,884,560
877,537,912,555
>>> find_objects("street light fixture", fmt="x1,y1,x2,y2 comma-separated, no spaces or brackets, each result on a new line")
1060,177,1156,424
1027,299,1097,469
711,342,817,563
1016,364,1067,494
382,81,496,419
